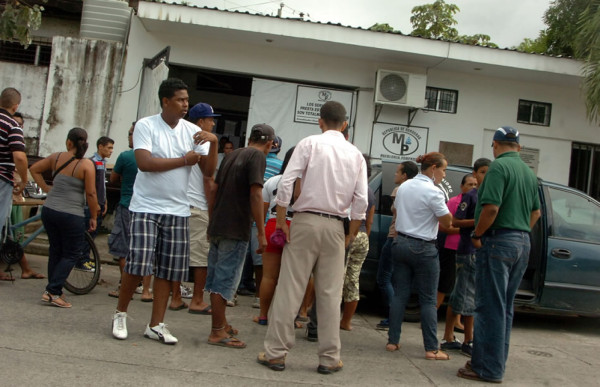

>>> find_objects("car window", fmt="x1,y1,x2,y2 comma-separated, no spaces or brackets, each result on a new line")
548,186,600,243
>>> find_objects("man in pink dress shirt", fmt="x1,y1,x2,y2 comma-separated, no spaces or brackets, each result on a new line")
257,101,368,374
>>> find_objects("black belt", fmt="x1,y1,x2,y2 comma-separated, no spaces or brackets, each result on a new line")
484,228,525,237
397,232,436,244
303,211,344,222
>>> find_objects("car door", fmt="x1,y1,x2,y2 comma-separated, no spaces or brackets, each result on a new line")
540,184,600,315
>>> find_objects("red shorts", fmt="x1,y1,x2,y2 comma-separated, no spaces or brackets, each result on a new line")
264,218,291,254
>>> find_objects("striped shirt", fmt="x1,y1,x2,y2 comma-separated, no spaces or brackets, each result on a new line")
264,153,283,182
0,108,25,185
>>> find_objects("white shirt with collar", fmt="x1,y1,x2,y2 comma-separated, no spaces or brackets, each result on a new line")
394,173,449,240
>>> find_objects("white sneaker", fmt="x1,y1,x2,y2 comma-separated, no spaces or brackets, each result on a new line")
112,312,128,340
134,285,144,294
252,297,260,309
144,323,178,345
180,284,193,299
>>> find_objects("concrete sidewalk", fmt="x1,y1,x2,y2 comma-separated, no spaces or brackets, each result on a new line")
2,249,600,386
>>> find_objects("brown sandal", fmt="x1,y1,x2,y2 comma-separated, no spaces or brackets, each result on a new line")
42,291,71,308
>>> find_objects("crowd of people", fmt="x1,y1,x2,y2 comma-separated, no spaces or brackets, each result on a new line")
0,81,540,382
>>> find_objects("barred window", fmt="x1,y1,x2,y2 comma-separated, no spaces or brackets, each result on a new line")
517,99,551,126
0,39,52,66
425,87,458,114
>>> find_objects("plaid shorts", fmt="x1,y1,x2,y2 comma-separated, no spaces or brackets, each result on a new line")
124,212,190,282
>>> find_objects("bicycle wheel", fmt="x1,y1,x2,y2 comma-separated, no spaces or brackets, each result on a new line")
64,231,101,295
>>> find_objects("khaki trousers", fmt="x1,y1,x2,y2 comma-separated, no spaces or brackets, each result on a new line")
264,212,345,367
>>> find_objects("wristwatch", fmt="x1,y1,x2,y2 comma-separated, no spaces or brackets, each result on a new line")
470,231,482,240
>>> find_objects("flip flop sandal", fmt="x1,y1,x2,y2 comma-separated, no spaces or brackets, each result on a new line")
426,350,450,360
207,336,246,349
386,343,401,352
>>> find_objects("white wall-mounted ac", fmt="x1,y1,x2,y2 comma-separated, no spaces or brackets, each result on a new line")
374,70,427,108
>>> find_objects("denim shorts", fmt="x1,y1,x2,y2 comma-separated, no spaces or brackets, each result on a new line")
205,237,248,301
449,253,476,316
108,204,131,259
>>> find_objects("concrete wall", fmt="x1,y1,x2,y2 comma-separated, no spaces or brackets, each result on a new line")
108,16,599,185
0,63,49,155
38,36,124,157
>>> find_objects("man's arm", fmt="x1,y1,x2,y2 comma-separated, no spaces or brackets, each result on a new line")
12,150,28,195
135,149,199,172
438,213,453,230
471,204,499,249
365,205,375,236
250,184,267,254
109,170,122,186
453,216,475,228
196,131,218,177
345,219,362,248
530,209,541,229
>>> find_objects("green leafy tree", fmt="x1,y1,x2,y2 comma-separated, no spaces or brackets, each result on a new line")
0,0,44,47
369,23,396,33
514,34,548,54
410,0,459,39
544,0,591,57
575,0,600,123
457,34,498,48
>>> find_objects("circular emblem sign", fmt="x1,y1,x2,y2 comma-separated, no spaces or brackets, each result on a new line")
383,130,419,156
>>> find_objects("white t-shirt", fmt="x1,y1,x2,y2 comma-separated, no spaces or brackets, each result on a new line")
187,163,209,210
129,114,208,216
394,174,449,240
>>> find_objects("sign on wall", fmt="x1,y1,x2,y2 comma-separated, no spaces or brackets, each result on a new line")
370,122,429,162
294,85,354,125
520,146,540,175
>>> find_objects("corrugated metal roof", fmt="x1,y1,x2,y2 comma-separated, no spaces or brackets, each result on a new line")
139,0,572,59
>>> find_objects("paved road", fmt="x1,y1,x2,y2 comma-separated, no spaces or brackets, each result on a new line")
2,248,600,386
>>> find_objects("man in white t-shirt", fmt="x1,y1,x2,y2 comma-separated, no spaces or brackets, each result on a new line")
111,78,218,344
186,102,221,315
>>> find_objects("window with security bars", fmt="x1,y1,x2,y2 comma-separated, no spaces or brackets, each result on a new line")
0,39,52,66
517,99,551,126
424,87,458,113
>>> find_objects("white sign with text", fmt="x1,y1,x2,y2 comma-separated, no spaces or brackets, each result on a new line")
294,85,354,125
371,123,429,162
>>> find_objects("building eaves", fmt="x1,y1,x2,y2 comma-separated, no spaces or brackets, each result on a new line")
139,0,572,60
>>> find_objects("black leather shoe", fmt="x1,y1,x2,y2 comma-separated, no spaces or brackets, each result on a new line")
306,327,318,342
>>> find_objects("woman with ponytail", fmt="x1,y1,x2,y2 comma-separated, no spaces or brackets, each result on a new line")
386,152,453,360
30,127,99,308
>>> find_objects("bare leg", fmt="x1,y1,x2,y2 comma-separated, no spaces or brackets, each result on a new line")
436,291,445,309
189,267,210,312
19,254,45,279
443,305,456,342
169,281,186,309
463,315,474,342
299,276,315,319
455,313,464,331
254,265,263,298
340,300,358,331
257,252,281,319
208,292,245,347
117,271,142,312
150,277,171,327
141,275,153,300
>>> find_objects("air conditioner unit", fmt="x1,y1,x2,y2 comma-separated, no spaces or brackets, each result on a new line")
374,70,427,108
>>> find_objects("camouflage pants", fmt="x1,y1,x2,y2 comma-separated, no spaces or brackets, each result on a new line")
343,231,369,302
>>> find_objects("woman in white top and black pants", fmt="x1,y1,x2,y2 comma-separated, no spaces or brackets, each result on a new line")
386,152,452,360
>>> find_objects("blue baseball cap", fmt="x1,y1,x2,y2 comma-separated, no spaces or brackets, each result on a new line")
270,136,282,153
493,126,520,143
189,103,221,120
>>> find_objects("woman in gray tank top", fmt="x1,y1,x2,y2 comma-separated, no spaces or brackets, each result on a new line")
30,128,99,308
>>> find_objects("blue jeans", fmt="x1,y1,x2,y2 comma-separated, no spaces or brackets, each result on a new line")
41,207,85,296
205,237,249,301
0,181,13,237
376,237,394,312
388,235,440,351
471,231,530,382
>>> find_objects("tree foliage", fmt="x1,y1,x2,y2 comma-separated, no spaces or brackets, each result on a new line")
0,0,44,47
543,0,591,57
410,0,459,40
575,0,600,123
457,34,498,48
369,23,396,33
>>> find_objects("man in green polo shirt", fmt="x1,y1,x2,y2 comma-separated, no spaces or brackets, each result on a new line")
457,126,540,383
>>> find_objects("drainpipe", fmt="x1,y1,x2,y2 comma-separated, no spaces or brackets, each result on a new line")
106,8,134,138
